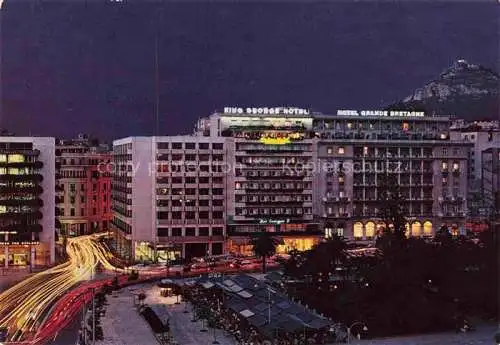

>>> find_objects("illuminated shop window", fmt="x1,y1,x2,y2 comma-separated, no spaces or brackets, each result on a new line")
8,154,25,163
365,222,375,238
353,222,363,239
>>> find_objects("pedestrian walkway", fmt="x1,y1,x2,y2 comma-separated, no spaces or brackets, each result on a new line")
356,324,497,345
146,285,235,345
98,288,159,345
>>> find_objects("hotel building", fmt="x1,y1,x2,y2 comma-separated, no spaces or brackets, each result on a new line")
112,107,475,262
0,137,55,268
196,107,322,255
316,110,472,239
112,136,227,262
55,134,112,237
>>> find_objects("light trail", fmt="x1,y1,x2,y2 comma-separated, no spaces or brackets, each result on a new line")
0,234,122,342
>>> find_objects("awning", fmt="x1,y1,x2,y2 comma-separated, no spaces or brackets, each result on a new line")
240,309,255,318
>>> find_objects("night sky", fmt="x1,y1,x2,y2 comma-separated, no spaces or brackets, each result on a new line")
0,1,498,141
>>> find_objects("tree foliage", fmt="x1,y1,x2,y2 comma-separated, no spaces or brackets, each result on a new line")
250,231,280,273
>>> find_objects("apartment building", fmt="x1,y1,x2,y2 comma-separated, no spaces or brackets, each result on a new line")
196,107,322,255
481,147,500,217
315,110,472,240
0,137,55,268
55,134,112,237
112,136,227,262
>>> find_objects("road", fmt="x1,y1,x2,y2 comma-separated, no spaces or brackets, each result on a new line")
0,234,123,343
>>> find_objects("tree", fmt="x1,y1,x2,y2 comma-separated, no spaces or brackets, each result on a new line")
250,231,280,273
376,172,408,250
305,235,347,282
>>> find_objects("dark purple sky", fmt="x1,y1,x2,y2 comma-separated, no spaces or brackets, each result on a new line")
1,1,498,140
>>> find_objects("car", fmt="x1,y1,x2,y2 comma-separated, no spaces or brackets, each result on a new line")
495,330,500,345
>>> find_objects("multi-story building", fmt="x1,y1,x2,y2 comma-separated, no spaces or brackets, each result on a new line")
315,110,472,239
55,134,112,237
196,107,322,255
450,127,500,217
0,137,55,268
112,136,227,262
481,147,500,217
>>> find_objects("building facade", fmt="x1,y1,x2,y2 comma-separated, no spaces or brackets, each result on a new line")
316,110,472,239
196,108,322,255
450,127,500,217
112,107,476,262
481,147,500,218
112,136,227,263
0,137,55,268
55,134,112,237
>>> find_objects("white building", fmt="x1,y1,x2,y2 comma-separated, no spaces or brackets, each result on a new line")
112,136,227,262
0,137,55,268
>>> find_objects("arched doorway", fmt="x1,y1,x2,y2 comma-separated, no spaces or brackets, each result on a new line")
423,221,433,236
411,221,422,237
353,222,364,240
365,222,375,239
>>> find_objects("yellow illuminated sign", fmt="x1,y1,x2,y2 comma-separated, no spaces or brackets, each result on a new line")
259,137,291,145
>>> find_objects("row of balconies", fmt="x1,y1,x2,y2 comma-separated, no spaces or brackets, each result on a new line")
438,196,465,203
158,219,224,225
243,170,308,178
352,181,434,186
236,208,311,216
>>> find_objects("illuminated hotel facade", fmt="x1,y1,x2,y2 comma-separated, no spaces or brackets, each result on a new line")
315,110,472,239
112,107,473,262
0,137,55,268
196,107,322,255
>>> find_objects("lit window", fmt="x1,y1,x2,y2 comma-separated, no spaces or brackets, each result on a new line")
235,183,241,190
327,147,333,154
441,161,448,170
347,123,353,129
327,207,333,215
0,168,6,175
0,155,6,163
365,222,375,238
402,123,409,131
440,133,447,140
452,162,459,171
8,154,24,163
353,222,363,239
363,147,368,156
338,147,345,155
0,206,5,214
338,176,344,184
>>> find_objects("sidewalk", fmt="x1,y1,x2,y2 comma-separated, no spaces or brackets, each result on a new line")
146,284,236,345
355,324,497,345
0,268,31,291
98,288,159,345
